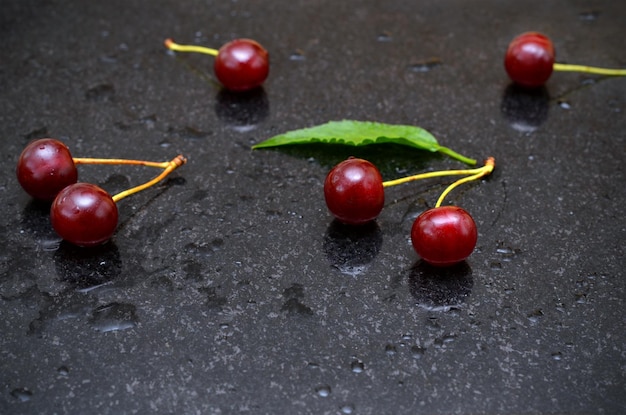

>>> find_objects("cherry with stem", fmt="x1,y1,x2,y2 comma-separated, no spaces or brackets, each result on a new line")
505,31,626,88
164,37,269,92
50,155,187,247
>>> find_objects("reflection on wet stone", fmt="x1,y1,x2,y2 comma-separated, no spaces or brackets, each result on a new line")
21,199,61,250
215,87,269,132
323,220,383,276
500,84,550,132
408,261,473,311
54,242,122,292
89,302,138,332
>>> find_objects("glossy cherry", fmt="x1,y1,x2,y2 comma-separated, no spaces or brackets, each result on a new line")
505,32,555,88
50,183,119,247
214,39,269,91
16,138,78,201
411,206,477,266
324,158,384,225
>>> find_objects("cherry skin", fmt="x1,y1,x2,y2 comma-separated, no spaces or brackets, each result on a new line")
411,206,477,266
324,158,385,225
50,183,119,247
16,138,78,201
214,39,269,91
505,32,555,88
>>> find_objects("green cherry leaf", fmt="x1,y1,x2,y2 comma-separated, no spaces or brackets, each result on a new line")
252,120,476,165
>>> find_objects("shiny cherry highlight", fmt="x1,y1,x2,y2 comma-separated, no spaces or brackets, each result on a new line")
504,32,555,88
214,39,269,91
16,138,78,201
324,158,385,225
50,183,119,247
411,206,477,266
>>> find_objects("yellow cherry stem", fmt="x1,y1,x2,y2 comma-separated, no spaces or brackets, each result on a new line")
383,164,489,188
553,63,626,76
164,38,219,56
73,157,173,169
112,155,187,203
434,157,495,208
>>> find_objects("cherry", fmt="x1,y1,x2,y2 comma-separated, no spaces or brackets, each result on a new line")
214,39,269,91
411,206,477,266
50,183,119,247
324,158,384,225
505,32,555,88
165,38,269,92
16,138,78,201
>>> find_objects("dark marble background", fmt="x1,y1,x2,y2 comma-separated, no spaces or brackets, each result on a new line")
1,1,624,414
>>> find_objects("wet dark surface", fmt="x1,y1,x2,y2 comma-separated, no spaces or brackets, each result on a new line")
1,1,625,414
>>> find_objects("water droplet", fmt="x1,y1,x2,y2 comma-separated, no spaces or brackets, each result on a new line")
551,351,562,361
490,261,503,270
57,366,69,376
527,308,544,323
408,58,442,72
578,10,599,20
385,344,397,356
341,404,355,414
307,362,320,369
377,31,392,42
504,287,515,294
411,346,426,359
350,360,364,373
159,140,171,148
558,100,571,110
11,388,33,402
89,302,138,332
289,49,306,61
315,384,331,397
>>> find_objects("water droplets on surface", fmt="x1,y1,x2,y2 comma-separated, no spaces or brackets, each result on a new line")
315,384,331,397
551,351,563,361
411,346,426,359
377,31,392,42
341,404,355,414
57,365,69,376
578,10,599,20
527,308,544,324
289,49,306,61
11,388,33,402
558,100,571,110
385,344,397,356
89,302,138,332
350,360,364,373
408,58,442,73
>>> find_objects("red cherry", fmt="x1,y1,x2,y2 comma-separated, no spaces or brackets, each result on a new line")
411,206,477,266
324,158,385,225
50,183,119,247
214,39,269,91
16,138,78,201
505,32,555,88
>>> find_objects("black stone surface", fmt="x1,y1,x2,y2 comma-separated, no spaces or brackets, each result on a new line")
1,1,625,414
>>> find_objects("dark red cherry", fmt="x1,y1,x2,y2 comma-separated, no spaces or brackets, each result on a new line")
505,32,555,88
50,183,118,247
411,206,477,266
16,138,78,201
324,158,385,225
214,39,269,91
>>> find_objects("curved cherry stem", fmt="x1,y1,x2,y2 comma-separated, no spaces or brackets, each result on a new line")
164,38,219,56
383,164,488,188
73,157,173,169
112,155,187,202
435,157,495,208
553,63,626,76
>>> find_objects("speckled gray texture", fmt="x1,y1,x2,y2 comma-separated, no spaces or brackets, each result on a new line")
1,1,625,414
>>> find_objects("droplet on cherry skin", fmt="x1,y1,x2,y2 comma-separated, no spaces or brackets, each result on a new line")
50,183,119,247
16,138,78,201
